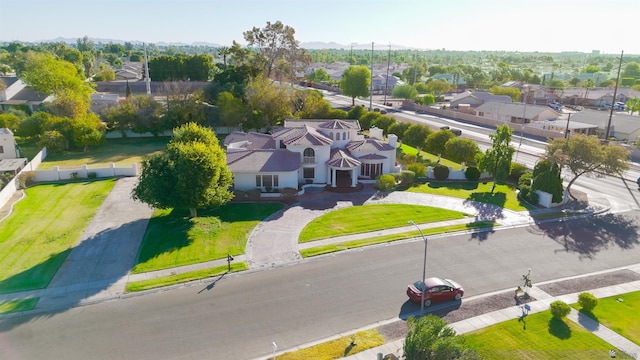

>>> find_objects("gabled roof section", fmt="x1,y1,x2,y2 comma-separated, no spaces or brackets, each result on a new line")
278,125,333,147
224,131,275,150
0,76,19,88
283,119,361,130
476,102,559,118
326,148,361,168
346,138,395,152
9,87,48,102
226,149,300,172
358,153,387,160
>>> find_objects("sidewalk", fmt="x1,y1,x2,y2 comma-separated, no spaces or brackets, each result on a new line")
309,265,640,360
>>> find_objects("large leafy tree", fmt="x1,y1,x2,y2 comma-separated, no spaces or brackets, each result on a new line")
546,134,630,199
243,21,300,78
478,124,515,193
101,95,164,135
244,76,292,130
403,315,478,360
403,124,431,149
132,123,234,218
425,129,456,156
392,84,418,100
217,91,247,129
339,65,370,106
531,159,564,203
445,137,481,164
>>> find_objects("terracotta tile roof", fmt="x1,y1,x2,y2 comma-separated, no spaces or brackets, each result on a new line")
224,131,275,150
226,149,300,172
346,138,395,152
283,119,360,130
326,148,361,168
358,153,388,160
278,125,333,146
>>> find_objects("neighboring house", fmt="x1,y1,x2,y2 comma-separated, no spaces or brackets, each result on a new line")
450,91,512,108
224,119,398,191
566,109,640,141
530,115,598,137
90,92,120,113
115,69,141,81
0,128,27,174
0,76,50,113
501,82,559,105
556,87,640,107
475,102,560,124
371,74,403,95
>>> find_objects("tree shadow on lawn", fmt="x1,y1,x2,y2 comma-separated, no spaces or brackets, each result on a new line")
548,317,572,339
529,213,640,259
463,192,507,222
0,219,150,332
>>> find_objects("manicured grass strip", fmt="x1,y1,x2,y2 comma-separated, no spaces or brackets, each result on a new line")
0,298,39,314
300,204,469,242
125,262,248,292
132,203,283,273
0,179,116,294
463,310,634,359
399,144,459,168
301,221,495,257
35,137,170,169
278,329,384,360
408,181,534,211
572,291,640,346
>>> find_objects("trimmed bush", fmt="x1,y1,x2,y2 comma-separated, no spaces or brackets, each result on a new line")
407,163,426,178
509,162,529,184
376,174,396,191
399,170,416,186
465,166,481,181
550,300,571,319
578,292,598,312
433,164,449,181
87,172,97,179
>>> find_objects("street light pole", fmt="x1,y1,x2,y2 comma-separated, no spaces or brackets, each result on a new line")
408,220,427,315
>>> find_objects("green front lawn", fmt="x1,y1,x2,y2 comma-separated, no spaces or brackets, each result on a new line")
126,262,248,292
300,221,495,257
35,137,170,169
278,329,385,360
0,298,39,314
408,181,533,211
399,144,459,168
572,291,640,346
299,204,469,242
132,203,283,273
463,310,634,359
0,180,116,293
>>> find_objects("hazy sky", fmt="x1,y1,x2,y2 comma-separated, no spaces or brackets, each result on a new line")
1,0,638,54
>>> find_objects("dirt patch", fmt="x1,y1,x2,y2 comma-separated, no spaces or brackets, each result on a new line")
537,269,640,296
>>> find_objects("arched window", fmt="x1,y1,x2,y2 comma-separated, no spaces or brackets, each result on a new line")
343,131,347,140
303,148,315,164
336,132,341,140
329,132,334,140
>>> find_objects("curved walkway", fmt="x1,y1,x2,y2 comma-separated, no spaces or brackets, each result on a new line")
246,186,533,269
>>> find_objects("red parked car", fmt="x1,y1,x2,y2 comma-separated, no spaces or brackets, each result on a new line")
406,277,464,307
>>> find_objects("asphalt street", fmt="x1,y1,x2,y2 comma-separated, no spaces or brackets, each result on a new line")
2,210,639,359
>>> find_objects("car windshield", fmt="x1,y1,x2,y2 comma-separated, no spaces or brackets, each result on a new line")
413,280,426,291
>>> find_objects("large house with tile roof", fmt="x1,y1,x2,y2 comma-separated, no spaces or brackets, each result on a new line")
224,119,399,191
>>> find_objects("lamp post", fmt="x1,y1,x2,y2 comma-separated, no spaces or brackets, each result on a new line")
408,220,427,315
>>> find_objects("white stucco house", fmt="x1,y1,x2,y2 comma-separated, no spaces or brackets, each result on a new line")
224,119,399,192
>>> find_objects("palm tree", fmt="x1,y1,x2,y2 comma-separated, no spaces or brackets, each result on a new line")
217,46,231,67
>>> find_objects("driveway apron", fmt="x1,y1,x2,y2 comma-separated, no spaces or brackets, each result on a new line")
36,177,153,309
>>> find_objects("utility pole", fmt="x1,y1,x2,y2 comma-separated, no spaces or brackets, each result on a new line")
564,112,572,138
605,50,623,140
369,42,374,111
383,43,391,106
143,42,151,95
